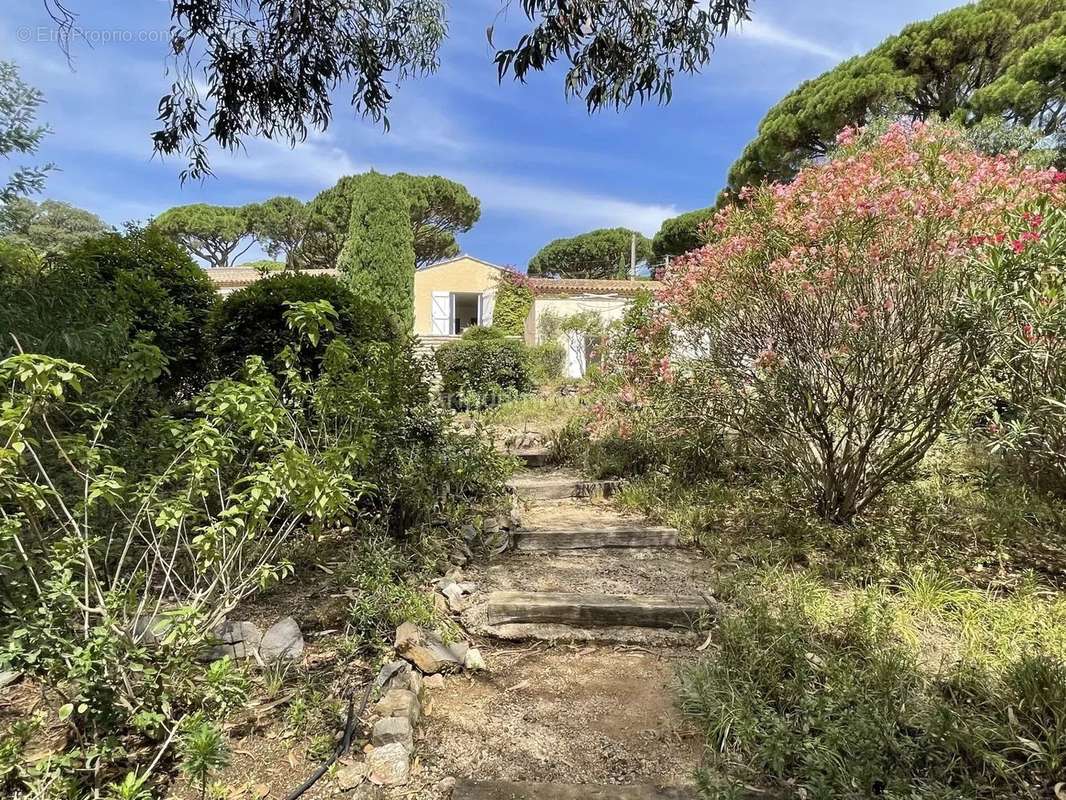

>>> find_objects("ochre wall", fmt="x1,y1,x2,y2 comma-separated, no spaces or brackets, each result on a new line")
412,257,503,335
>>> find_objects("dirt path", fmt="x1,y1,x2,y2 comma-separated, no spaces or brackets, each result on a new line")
416,467,715,799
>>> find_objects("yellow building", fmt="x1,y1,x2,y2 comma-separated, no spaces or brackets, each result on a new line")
207,255,508,340
411,255,506,337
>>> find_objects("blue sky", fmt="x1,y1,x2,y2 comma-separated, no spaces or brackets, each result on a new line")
3,0,962,268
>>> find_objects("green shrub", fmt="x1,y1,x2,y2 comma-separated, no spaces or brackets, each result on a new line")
490,270,533,336
0,296,510,795
435,326,532,408
0,227,217,392
343,537,443,654
207,271,395,376
526,341,566,384
974,202,1066,493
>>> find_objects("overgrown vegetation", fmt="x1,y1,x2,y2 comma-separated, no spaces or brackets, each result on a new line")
539,119,1066,798
207,271,394,377
490,269,534,336
0,221,509,796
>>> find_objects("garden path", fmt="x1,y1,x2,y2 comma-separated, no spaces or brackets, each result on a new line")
417,464,717,799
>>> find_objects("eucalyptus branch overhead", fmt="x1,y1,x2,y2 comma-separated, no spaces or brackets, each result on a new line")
42,0,750,181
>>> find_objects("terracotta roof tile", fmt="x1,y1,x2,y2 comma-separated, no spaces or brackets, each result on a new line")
526,278,661,297
208,267,338,289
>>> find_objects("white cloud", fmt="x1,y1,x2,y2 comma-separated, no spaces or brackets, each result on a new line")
455,172,676,236
735,18,848,62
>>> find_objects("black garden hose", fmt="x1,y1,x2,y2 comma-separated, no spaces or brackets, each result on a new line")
283,661,404,800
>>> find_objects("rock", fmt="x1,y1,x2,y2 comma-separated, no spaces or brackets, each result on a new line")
447,640,470,663
380,660,409,689
204,620,262,660
365,743,410,786
432,593,450,616
0,670,21,690
131,614,175,645
407,670,423,699
463,648,487,672
394,623,421,651
482,516,502,534
259,617,304,662
442,583,467,612
457,582,478,595
436,777,458,794
423,673,445,690
334,760,367,790
350,786,383,799
448,549,469,566
444,567,463,582
374,689,420,725
371,717,414,751
383,661,421,697
394,624,466,674
435,576,458,592
460,523,479,544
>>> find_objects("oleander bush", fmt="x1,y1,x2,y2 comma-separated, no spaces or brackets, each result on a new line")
973,203,1066,492
659,121,1064,522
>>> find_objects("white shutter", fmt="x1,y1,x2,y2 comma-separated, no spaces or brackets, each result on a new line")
431,292,450,335
481,289,496,327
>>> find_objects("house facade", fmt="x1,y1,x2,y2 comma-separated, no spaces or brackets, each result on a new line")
208,256,507,343
411,255,505,337
205,260,657,376
525,278,660,378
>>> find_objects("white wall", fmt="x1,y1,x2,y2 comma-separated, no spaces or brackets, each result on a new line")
530,294,635,378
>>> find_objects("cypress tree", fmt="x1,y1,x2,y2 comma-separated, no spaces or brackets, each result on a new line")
338,172,416,330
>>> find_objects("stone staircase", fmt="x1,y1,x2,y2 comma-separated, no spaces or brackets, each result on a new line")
442,462,709,799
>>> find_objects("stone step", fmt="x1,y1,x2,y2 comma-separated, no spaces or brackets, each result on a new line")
513,526,679,551
486,591,712,630
507,476,620,501
453,781,697,799
510,449,550,468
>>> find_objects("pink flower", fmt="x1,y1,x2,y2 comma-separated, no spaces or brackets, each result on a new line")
836,126,857,146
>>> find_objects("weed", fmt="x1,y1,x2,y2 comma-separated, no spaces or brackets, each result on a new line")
682,576,1066,798
178,716,229,800
342,536,448,654
260,660,291,700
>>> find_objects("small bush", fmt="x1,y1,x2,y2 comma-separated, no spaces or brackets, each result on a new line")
435,326,532,408
207,271,394,376
343,537,443,654
526,341,566,384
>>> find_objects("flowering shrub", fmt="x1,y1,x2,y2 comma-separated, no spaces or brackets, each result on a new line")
661,121,1064,522
976,203,1066,488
